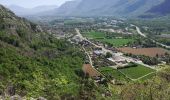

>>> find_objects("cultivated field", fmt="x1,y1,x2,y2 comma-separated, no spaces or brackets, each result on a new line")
98,67,128,81
118,47,169,57
98,64,155,81
83,31,105,39
97,38,134,47
118,64,155,79
84,31,134,47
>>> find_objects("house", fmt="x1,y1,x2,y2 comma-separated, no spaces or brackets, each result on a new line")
107,55,128,68
94,50,104,55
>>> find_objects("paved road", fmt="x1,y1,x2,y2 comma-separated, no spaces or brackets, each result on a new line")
135,26,146,37
132,25,170,49
75,28,155,69
76,28,158,81
151,39,170,49
75,28,115,54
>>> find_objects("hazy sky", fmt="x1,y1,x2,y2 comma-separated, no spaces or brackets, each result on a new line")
0,0,73,8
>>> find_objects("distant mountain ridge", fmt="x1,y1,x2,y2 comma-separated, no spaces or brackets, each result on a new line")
2,0,170,17
45,0,167,17
148,0,170,15
7,5,58,16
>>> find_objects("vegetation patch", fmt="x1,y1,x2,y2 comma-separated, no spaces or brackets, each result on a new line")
84,31,135,47
118,64,155,79
97,38,134,47
84,31,105,39
98,67,128,81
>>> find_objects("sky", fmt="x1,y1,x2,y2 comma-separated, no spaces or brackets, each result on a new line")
0,0,73,8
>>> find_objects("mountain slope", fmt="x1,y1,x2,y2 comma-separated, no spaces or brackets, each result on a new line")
51,0,81,16
7,5,58,16
49,0,164,17
148,0,170,15
113,0,163,16
4,0,168,17
0,5,95,99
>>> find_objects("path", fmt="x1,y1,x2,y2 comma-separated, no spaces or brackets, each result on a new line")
118,70,155,81
134,72,155,81
82,46,93,66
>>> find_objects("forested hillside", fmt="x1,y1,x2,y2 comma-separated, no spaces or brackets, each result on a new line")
0,5,97,99
1,3,170,100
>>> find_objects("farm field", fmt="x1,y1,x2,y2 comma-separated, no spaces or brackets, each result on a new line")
118,64,156,79
97,38,134,47
98,67,128,81
118,47,170,57
84,31,135,47
139,72,156,81
83,31,105,39
64,19,91,24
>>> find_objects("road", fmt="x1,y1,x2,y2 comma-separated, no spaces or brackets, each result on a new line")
133,25,170,49
75,28,115,54
135,26,146,37
75,28,158,81
75,28,154,69
151,39,170,49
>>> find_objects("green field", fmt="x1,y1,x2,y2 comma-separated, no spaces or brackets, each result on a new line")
139,72,156,81
84,31,135,47
97,38,134,47
118,64,156,79
98,67,128,81
84,31,105,39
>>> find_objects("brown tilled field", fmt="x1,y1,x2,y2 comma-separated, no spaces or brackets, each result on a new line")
82,64,101,77
118,47,169,57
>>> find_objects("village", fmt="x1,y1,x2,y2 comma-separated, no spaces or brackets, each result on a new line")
70,27,164,84
42,16,170,84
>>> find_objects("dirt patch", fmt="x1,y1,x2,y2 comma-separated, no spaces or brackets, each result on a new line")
82,64,101,77
118,47,169,57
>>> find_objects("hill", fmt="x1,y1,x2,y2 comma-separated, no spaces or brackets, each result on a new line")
148,0,170,15
48,0,163,17
0,5,97,99
1,4,170,100
4,0,169,17
7,5,58,16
